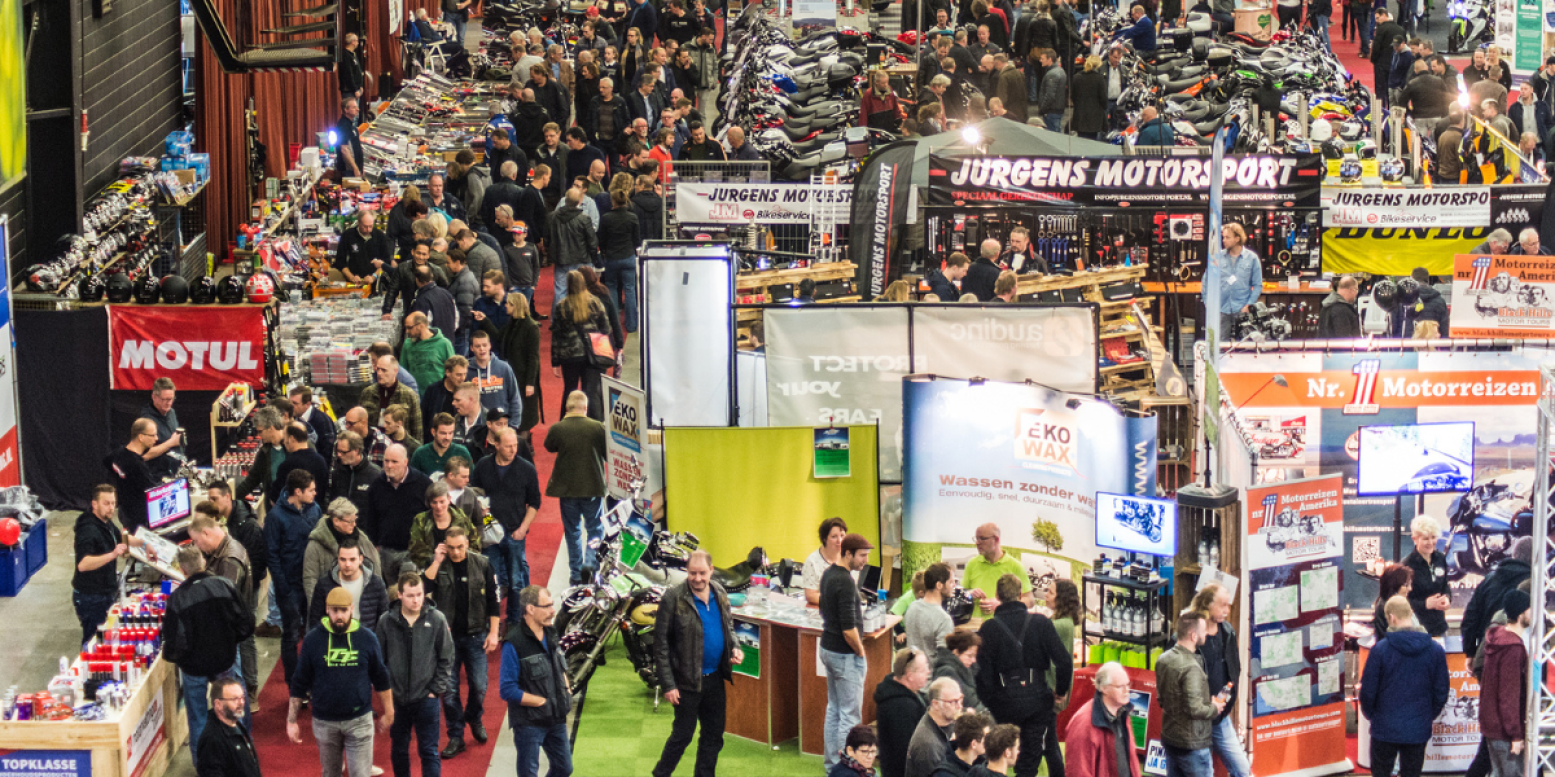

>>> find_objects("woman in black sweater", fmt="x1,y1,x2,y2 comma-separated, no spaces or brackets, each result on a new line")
1402,515,1451,638
479,292,543,435
578,265,624,353
598,189,643,333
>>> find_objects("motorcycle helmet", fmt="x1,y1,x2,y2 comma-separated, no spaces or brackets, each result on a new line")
244,272,276,304
189,275,217,304
217,275,246,304
1309,119,1335,143
106,273,134,303
160,274,189,303
1340,156,1363,182
1396,277,1421,307
1380,157,1406,182
133,275,161,305
78,275,107,303
1372,278,1398,311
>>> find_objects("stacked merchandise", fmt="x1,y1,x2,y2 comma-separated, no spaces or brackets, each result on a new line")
155,129,211,204
21,174,164,299
276,295,402,385
3,587,168,721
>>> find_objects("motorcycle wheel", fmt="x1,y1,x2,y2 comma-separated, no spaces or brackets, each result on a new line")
1448,28,1462,53
565,635,603,690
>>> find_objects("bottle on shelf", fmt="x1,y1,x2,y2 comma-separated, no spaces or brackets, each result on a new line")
1103,592,1115,632
1198,534,1210,568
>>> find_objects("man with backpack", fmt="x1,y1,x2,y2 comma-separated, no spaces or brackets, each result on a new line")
976,573,1073,777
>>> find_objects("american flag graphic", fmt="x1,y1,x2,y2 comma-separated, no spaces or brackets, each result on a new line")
1344,359,1381,415
1469,257,1494,291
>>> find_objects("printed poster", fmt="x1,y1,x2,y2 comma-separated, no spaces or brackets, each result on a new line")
0,751,90,777
1451,253,1555,337
1245,475,1349,777
813,426,851,479
1358,646,1482,772
602,377,647,501
732,621,761,678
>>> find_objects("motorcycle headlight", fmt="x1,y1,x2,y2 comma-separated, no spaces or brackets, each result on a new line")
1483,533,1510,553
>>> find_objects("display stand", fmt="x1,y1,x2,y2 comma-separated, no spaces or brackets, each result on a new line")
210,382,257,463
1173,489,1243,620
1082,574,1170,668
734,260,859,344
0,658,187,777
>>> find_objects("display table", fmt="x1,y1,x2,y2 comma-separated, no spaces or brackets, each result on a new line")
728,605,900,754
0,657,187,777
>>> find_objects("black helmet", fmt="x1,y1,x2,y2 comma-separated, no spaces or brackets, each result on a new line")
1372,279,1398,311
106,273,135,303
217,275,246,304
133,275,161,304
160,275,190,304
79,276,107,302
1395,277,1420,307
189,276,217,304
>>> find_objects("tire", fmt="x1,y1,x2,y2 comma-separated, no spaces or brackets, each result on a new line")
1447,27,1462,53
564,634,602,690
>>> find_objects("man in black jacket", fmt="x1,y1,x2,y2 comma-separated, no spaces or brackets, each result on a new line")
486,130,530,188
652,550,742,777
963,239,1005,301
528,66,573,130
165,545,254,767
198,677,262,777
1371,9,1405,107
425,526,501,757
479,162,526,242
291,387,338,468
471,429,543,620
309,539,391,631
1405,268,1450,336
335,211,395,285
874,648,931,777
975,573,1073,777
926,253,970,301
377,572,454,777
362,444,434,581
330,431,385,516
272,422,333,507
1463,537,1533,660
73,485,146,646
514,166,553,261
1318,276,1362,338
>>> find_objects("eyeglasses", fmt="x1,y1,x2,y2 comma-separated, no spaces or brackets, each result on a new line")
975,535,997,542
854,748,879,757
533,601,556,609
939,696,965,706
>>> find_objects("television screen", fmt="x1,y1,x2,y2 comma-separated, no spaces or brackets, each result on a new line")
1357,422,1474,496
1096,492,1178,557
146,479,191,529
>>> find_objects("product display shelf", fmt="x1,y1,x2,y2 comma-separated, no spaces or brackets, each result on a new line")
0,658,186,777
734,261,861,345
210,383,258,462
1081,573,1171,666
1172,492,1243,625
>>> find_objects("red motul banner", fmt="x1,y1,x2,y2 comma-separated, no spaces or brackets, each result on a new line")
108,305,266,390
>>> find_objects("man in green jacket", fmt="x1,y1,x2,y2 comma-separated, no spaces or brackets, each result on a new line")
544,390,608,585
402,313,456,393
1157,611,1223,777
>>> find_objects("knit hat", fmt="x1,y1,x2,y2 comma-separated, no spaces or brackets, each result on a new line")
1503,589,1531,622
326,587,354,609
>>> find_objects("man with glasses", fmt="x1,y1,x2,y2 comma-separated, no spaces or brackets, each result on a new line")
303,498,385,606
1064,662,1140,777
106,419,158,532
907,678,965,777
140,376,185,479
330,431,384,516
963,523,1033,615
197,677,262,777
500,585,573,777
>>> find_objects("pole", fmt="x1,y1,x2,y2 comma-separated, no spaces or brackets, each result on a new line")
1393,493,1403,561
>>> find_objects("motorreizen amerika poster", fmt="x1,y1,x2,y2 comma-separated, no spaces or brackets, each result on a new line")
1245,475,1349,777
900,377,1157,584
1450,253,1555,337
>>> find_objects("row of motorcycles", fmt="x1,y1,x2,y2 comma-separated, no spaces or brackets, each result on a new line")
554,477,768,700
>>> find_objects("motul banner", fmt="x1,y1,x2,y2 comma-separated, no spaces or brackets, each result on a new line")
850,141,917,299
108,305,267,390
925,153,1324,209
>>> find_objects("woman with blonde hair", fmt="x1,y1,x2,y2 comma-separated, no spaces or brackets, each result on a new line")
878,279,913,302
621,27,647,91
481,291,543,435
550,269,614,421
1071,55,1109,140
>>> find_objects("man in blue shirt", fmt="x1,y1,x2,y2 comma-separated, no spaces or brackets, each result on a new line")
1204,223,1262,340
500,585,573,777
651,551,742,777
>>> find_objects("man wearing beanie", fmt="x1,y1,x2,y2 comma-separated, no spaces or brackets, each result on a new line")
1480,589,1532,777
819,533,875,772
288,586,394,777
1464,537,1533,661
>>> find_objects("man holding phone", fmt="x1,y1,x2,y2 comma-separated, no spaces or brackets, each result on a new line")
1158,612,1224,777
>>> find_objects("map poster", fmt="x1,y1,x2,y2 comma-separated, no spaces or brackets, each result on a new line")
1245,475,1350,777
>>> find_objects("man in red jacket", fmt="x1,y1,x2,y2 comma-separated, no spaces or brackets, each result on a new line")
1065,662,1141,777
1480,589,1531,777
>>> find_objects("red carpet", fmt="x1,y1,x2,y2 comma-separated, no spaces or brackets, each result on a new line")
250,266,570,776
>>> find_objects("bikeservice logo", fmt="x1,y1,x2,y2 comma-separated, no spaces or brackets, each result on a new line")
1014,407,1078,475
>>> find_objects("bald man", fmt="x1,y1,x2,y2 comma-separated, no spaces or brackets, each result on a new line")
471,429,543,618
107,419,159,532
727,125,761,161
963,238,1005,301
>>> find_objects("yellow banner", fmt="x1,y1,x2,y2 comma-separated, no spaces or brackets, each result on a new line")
1321,227,1490,276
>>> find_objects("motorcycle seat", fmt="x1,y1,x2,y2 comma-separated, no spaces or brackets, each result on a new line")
713,548,766,593
1158,74,1205,92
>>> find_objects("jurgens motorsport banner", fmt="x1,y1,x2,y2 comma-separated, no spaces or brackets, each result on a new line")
765,305,1098,482
1322,183,1546,276
108,305,267,390
925,154,1324,209
850,141,916,299
1216,349,1542,614
674,182,852,226
901,377,1157,585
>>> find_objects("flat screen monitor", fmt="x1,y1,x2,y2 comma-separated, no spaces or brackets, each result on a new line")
147,479,192,530
1357,422,1474,496
858,564,881,594
1095,492,1178,557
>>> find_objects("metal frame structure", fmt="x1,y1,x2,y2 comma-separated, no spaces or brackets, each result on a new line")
1529,365,1554,777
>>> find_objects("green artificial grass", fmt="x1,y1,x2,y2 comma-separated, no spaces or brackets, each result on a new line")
571,640,826,776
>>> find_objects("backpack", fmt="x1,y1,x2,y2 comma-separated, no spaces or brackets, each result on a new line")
991,612,1045,709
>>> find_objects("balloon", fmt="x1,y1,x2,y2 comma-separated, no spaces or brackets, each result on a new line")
0,517,19,547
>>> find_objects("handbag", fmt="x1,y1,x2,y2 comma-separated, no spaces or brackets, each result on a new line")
575,317,616,369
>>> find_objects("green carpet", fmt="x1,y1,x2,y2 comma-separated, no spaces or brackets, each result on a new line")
572,641,825,776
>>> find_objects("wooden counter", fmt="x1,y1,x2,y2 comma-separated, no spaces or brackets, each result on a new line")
0,658,187,777
728,608,900,755
1144,280,1330,295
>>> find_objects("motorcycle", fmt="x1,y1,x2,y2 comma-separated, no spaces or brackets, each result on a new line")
556,496,666,695
1447,0,1494,53
1440,470,1535,580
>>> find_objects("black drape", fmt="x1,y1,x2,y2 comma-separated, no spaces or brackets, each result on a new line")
18,308,111,511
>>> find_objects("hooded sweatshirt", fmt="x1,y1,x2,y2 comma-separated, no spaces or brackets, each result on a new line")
1359,624,1449,744
469,357,524,420
873,675,928,777
290,617,392,721
931,646,985,713
1317,290,1362,338
1480,624,1529,741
